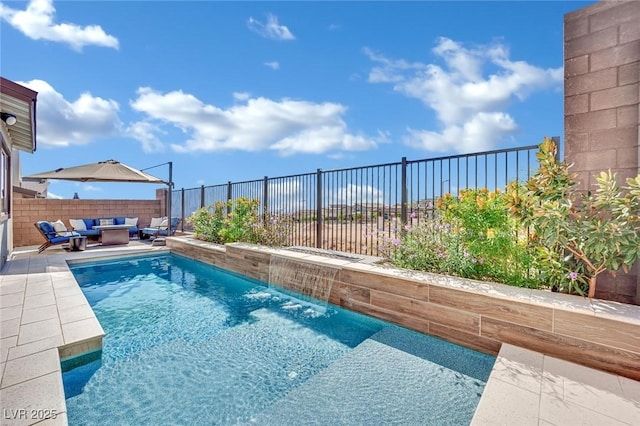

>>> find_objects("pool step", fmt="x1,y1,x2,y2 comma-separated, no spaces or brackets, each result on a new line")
66,308,353,425
250,326,495,425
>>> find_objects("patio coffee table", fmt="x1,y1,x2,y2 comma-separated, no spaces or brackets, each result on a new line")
68,236,87,251
94,225,130,246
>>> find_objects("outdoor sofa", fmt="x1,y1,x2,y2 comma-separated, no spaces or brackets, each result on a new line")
69,217,139,239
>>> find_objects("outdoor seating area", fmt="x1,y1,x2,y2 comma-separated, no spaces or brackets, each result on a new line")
69,217,139,239
34,218,143,252
139,217,180,240
33,220,80,253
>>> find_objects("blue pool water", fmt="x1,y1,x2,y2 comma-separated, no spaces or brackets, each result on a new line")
64,253,495,425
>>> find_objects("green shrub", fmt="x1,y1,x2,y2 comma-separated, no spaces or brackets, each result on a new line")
219,197,261,243
504,137,640,297
187,201,226,243
382,189,540,288
187,197,293,246
255,213,294,247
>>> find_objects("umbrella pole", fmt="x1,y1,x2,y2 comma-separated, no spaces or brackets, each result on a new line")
140,160,174,237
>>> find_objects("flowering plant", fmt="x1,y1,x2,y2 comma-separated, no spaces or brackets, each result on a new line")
188,197,293,246
187,201,227,243
372,189,539,287
504,137,640,297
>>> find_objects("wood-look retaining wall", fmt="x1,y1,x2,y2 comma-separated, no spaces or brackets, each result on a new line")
167,237,640,381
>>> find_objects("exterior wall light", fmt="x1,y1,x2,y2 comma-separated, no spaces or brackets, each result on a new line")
1,113,17,126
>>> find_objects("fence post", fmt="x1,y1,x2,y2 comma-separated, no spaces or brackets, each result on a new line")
401,156,408,226
263,176,268,225
316,169,322,249
227,181,232,215
200,185,205,208
181,188,185,231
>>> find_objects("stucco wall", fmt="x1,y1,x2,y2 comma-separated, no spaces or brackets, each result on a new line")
13,198,162,247
564,0,640,304
0,217,8,269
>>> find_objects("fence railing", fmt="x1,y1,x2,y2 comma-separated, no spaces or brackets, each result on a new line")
173,139,557,257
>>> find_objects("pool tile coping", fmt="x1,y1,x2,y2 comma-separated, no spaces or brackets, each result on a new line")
0,242,169,426
1,240,638,425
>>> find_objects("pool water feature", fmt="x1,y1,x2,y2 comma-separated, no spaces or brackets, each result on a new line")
64,253,495,425
268,255,338,303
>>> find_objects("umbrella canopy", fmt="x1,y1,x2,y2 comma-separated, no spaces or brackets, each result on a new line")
23,160,166,184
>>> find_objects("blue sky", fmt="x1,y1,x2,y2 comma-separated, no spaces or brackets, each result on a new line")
1,0,594,200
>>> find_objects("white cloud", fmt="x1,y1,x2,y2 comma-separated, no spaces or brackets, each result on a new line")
267,179,304,212
0,0,119,51
366,37,562,153
264,61,280,70
233,92,251,101
129,87,380,156
247,14,295,40
126,121,166,153
404,112,517,153
46,190,63,199
82,184,102,192
328,184,384,205
19,79,122,147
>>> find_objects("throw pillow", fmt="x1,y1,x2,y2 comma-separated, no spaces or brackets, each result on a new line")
69,219,86,231
149,217,164,228
99,218,114,226
125,217,138,226
52,219,71,237
52,219,68,234
159,218,168,227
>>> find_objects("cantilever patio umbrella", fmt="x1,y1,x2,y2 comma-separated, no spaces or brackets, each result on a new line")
24,159,165,183
24,159,175,235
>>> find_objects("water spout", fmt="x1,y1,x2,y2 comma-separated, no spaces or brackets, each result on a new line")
268,255,338,304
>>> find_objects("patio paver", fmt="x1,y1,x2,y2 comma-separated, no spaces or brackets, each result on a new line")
0,241,167,426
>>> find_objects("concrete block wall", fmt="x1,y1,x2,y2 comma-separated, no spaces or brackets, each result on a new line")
13,198,161,247
564,0,640,304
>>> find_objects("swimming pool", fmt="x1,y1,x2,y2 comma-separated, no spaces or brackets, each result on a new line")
64,253,495,425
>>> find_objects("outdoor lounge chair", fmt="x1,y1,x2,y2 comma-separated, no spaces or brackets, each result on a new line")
34,221,80,253
140,217,181,240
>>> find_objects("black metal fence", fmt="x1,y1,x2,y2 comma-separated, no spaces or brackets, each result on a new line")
172,139,557,256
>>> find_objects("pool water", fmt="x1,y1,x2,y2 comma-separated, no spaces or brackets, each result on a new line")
64,253,495,425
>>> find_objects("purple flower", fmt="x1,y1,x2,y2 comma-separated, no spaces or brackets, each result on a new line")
569,272,578,280
438,252,446,259
409,254,415,259
463,251,470,258
410,211,416,219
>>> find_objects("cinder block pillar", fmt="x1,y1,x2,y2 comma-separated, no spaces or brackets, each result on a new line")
564,0,640,304
156,188,167,217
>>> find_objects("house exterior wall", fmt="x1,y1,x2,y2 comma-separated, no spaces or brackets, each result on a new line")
564,0,640,304
0,215,8,269
12,198,162,247
1,77,38,269
1,126,13,269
